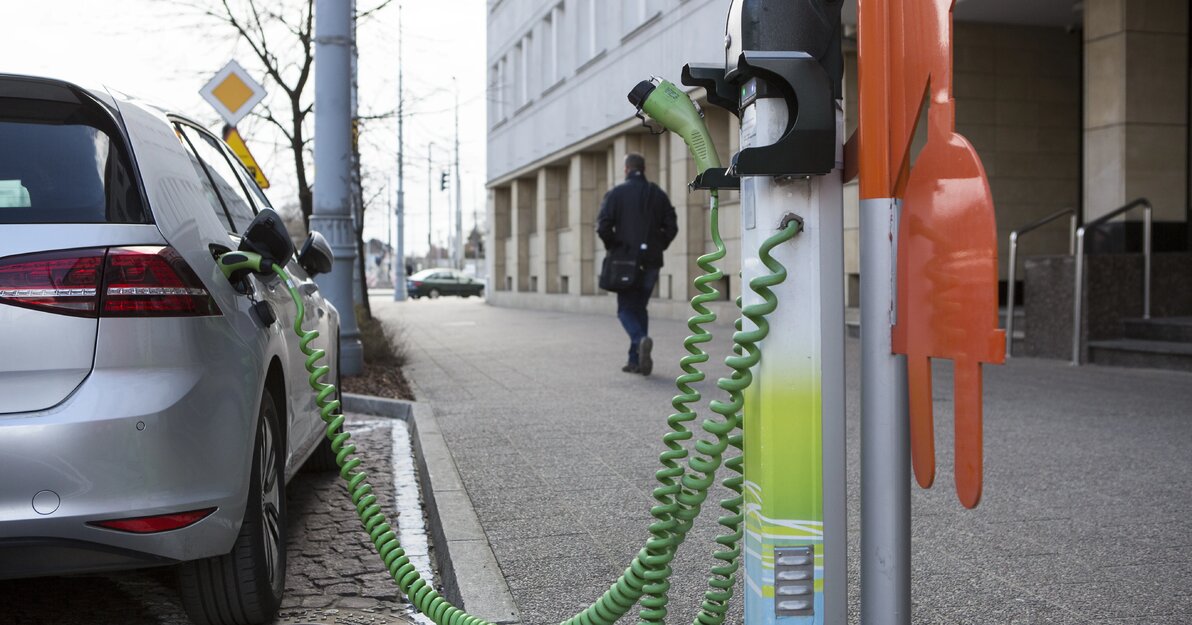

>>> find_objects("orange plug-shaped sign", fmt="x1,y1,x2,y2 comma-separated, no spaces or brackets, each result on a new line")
858,0,1005,508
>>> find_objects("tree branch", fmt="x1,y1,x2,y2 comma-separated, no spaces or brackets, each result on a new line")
356,0,396,21
251,106,294,144
215,0,295,98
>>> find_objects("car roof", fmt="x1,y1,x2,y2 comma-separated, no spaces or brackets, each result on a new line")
0,72,204,127
413,268,457,277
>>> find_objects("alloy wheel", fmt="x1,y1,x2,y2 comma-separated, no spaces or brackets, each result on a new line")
258,416,282,588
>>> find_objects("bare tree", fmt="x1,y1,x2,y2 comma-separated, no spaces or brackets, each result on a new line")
176,0,394,231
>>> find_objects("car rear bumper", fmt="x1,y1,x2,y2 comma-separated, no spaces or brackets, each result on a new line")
0,317,264,579
0,537,179,579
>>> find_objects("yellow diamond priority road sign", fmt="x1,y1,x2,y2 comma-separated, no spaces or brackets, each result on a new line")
200,61,267,127
222,127,271,189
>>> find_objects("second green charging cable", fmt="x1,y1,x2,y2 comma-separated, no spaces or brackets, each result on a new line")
267,194,801,625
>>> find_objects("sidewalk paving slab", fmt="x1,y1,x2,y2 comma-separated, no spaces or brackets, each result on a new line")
373,296,1192,625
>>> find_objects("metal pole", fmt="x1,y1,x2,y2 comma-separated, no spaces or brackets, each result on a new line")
860,198,912,624
1143,204,1152,319
1068,214,1077,256
312,0,364,375
386,181,392,284
427,142,434,266
393,3,407,300
1005,232,1018,357
1071,229,1086,365
453,81,463,271
349,0,364,305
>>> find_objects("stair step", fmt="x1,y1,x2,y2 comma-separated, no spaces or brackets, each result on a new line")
1087,338,1192,372
1122,317,1192,343
998,307,1025,327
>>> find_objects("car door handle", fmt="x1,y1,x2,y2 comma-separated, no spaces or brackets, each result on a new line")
300,283,319,296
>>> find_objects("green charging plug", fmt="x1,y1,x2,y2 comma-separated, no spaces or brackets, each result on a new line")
628,78,722,174
217,251,271,283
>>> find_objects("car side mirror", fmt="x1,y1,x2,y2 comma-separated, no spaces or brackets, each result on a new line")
298,231,333,276
239,208,295,267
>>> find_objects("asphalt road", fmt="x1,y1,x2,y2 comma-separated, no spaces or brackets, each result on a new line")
376,295,1192,625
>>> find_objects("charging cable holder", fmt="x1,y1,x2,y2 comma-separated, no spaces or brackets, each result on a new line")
730,51,836,177
681,51,836,186
683,63,741,119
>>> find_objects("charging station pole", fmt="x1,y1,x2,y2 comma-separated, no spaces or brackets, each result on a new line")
722,2,846,623
739,104,846,625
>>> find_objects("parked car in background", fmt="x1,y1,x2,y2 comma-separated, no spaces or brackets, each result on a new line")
407,268,484,298
0,74,342,625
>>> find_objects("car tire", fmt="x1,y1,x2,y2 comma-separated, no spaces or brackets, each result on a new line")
179,387,286,625
428,288,441,299
305,338,342,472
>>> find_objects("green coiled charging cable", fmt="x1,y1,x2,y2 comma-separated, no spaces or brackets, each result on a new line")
226,187,801,625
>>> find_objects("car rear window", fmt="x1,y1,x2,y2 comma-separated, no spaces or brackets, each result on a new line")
0,81,147,224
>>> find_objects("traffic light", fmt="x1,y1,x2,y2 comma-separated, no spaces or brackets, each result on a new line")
440,171,449,191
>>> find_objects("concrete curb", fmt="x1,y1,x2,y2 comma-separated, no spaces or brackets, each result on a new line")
343,393,520,625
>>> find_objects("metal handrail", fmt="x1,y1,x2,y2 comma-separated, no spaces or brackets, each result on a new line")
1071,198,1152,365
1005,208,1077,356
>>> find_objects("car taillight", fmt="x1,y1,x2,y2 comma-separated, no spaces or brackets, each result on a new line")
0,248,105,317
0,246,220,318
411,281,422,287
102,246,220,317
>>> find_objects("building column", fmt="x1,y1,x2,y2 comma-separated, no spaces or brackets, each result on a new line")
511,177,535,292
490,186,511,291
1085,0,1189,224
562,156,584,295
538,167,565,293
665,131,699,302
577,152,608,295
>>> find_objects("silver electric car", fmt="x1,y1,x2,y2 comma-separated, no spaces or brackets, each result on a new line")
0,74,343,625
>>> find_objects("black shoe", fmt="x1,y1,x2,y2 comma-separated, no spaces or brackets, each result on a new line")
638,337,653,376
621,364,640,374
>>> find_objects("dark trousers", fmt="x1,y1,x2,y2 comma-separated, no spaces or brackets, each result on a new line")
617,266,660,366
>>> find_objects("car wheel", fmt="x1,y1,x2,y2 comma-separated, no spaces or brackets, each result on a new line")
179,387,286,625
428,288,441,299
305,337,342,472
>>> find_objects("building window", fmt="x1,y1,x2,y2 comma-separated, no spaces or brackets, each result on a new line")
544,4,562,87
490,62,502,124
580,0,603,62
622,0,662,38
519,34,531,107
512,41,523,109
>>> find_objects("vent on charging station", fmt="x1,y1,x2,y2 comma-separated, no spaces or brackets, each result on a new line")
0,246,220,318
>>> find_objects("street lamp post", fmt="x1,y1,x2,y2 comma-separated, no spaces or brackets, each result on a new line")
311,0,364,374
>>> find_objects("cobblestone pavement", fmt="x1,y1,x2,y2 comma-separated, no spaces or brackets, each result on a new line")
0,416,423,625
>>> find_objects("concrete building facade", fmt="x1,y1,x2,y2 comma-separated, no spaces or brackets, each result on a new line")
485,0,1190,336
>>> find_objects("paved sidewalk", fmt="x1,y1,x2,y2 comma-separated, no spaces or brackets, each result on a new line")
373,296,1192,625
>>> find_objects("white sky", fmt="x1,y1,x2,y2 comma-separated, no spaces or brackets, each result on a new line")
0,0,488,256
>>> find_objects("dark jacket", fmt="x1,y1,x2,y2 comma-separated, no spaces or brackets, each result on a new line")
596,171,678,268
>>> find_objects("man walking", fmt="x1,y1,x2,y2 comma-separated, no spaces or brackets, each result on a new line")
597,153,678,375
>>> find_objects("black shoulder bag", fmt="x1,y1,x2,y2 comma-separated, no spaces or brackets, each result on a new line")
599,250,640,292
